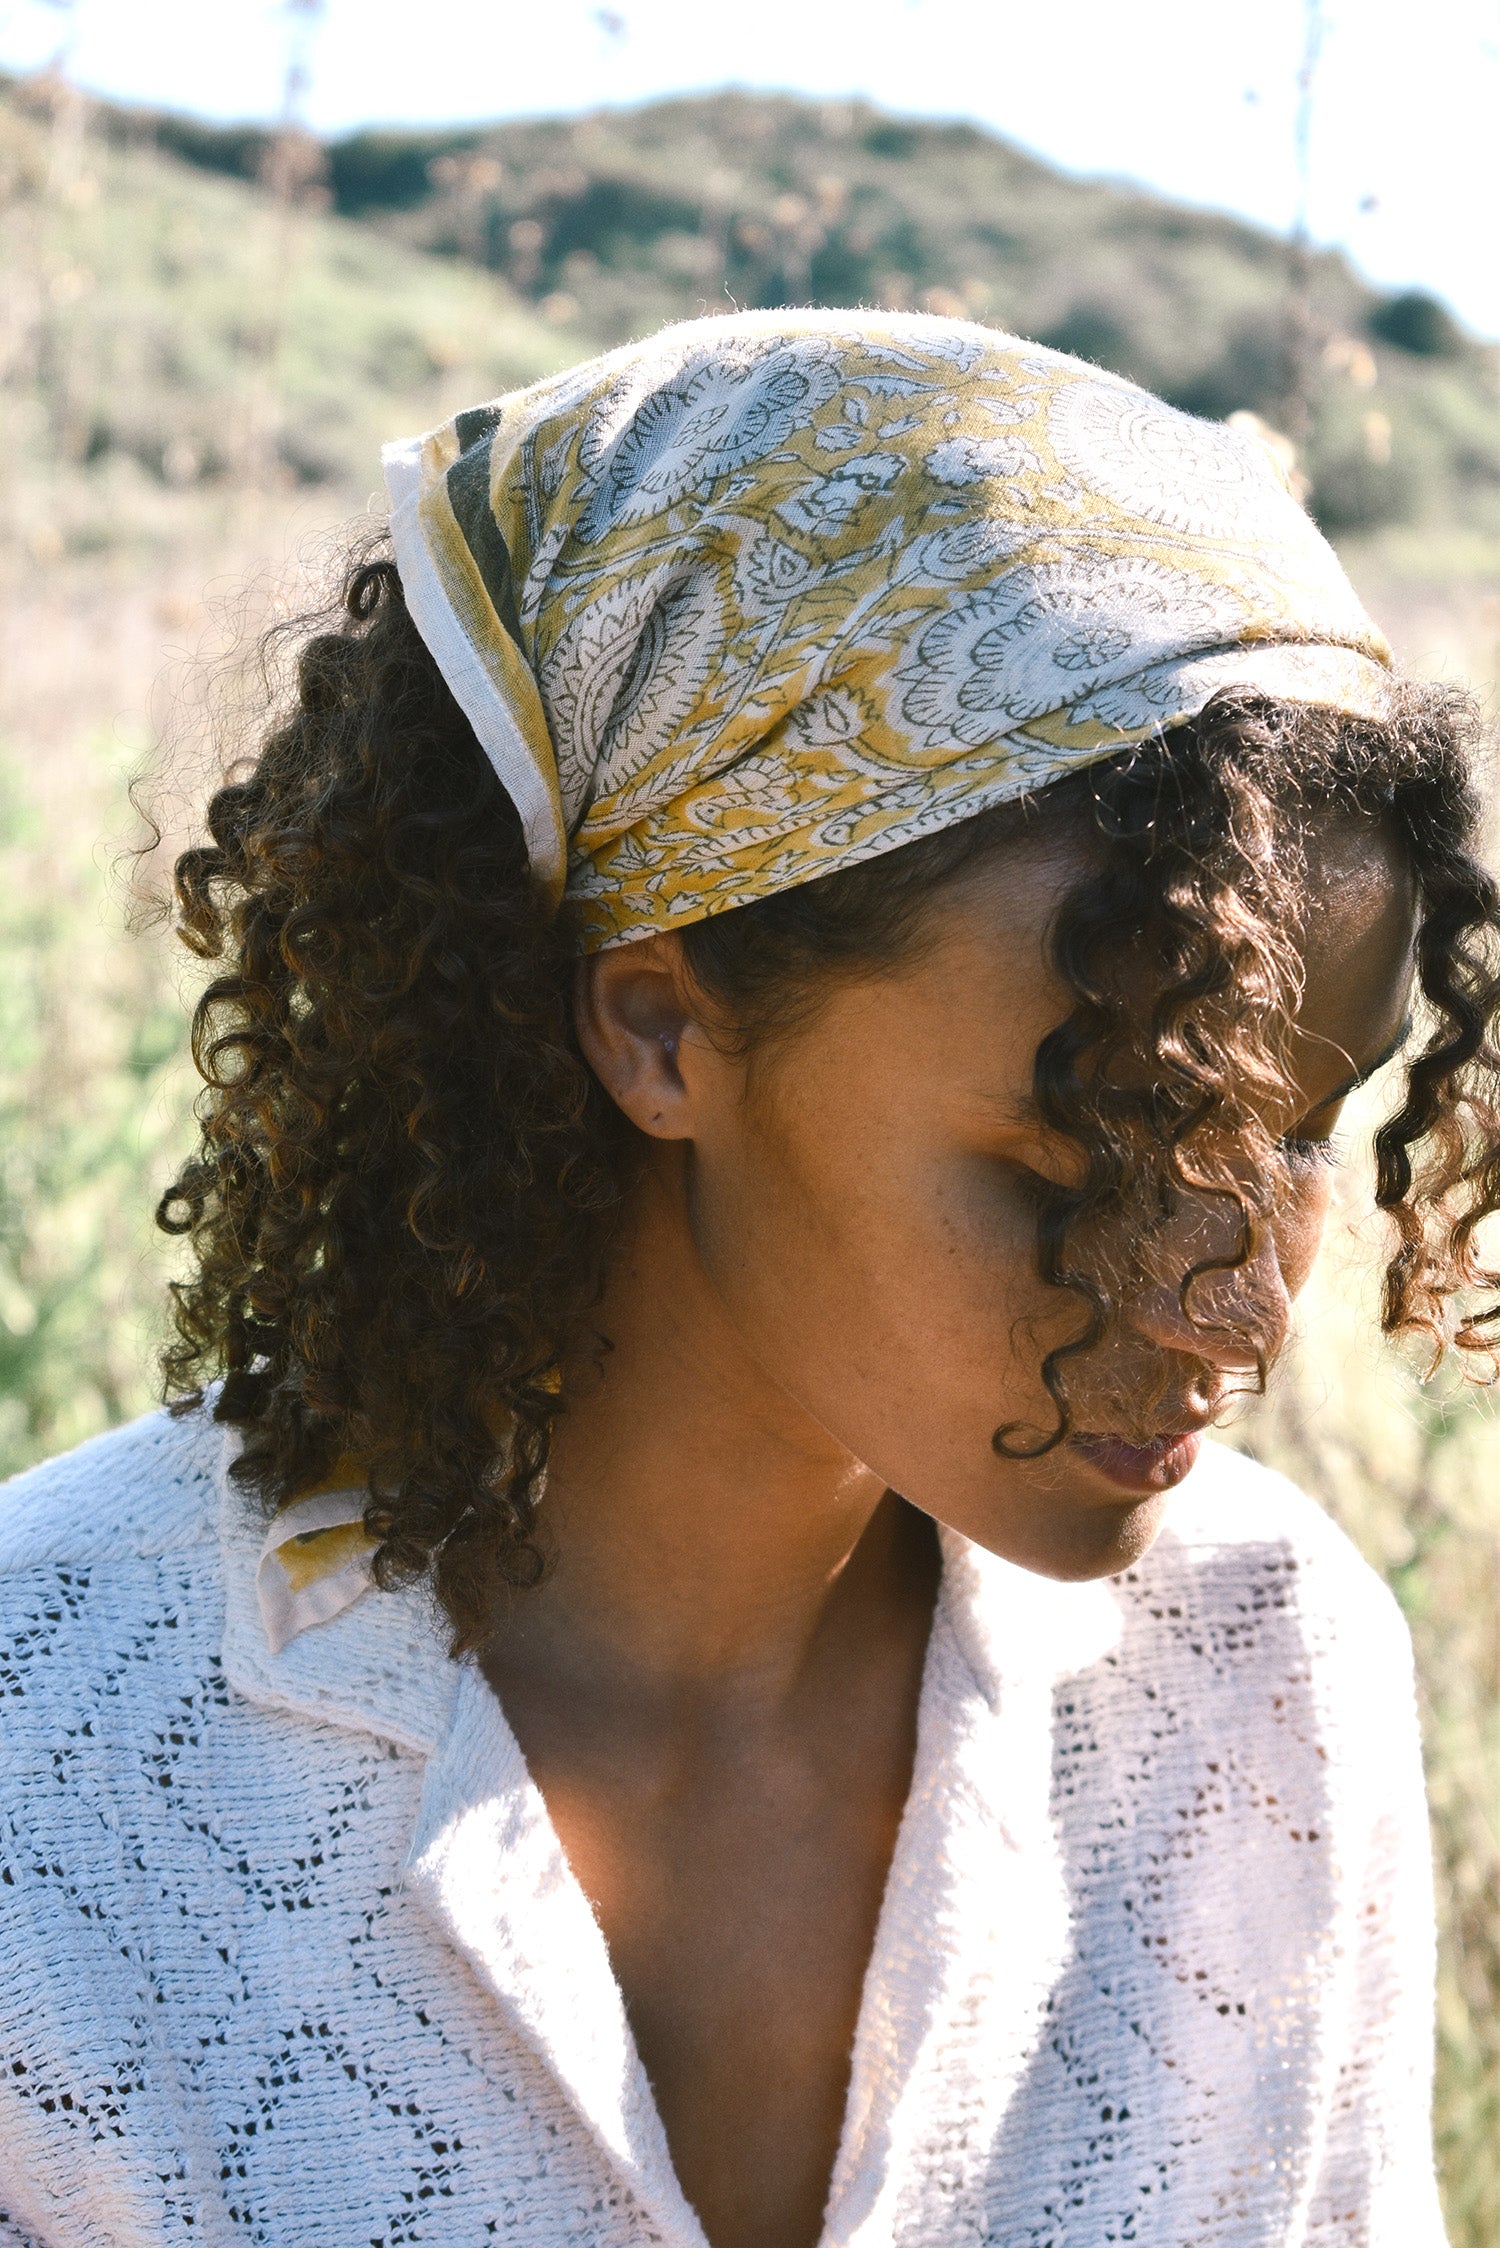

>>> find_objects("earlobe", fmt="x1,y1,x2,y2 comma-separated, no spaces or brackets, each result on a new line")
573,938,699,1141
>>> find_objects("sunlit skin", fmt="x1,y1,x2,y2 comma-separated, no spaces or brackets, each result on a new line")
480,810,1416,2248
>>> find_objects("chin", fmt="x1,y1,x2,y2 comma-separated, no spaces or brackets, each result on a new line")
947,1486,1171,1583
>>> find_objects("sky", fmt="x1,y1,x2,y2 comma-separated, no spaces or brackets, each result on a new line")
2,0,1498,337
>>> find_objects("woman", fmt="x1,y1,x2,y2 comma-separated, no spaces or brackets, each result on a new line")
0,312,1495,2248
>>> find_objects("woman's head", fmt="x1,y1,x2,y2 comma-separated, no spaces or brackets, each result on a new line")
161,556,1499,1640
157,313,1500,1644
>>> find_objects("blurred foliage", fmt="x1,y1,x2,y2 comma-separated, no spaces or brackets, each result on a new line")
0,67,1495,2246
1370,290,1468,361
0,741,192,1471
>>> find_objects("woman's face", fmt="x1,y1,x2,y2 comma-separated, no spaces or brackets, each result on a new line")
584,812,1417,1580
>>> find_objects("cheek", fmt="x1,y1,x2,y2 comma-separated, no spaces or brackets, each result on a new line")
686,1111,1064,1441
1276,1170,1336,1299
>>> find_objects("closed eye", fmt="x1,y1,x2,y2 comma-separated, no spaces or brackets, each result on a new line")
1279,1132,1342,1171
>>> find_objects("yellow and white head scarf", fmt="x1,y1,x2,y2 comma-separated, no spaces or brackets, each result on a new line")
384,308,1390,954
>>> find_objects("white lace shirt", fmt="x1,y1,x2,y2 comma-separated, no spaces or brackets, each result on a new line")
0,1406,1446,2246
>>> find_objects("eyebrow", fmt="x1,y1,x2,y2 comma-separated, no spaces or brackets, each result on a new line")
1298,1013,1414,1122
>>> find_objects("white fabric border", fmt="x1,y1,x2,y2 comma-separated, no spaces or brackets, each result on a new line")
382,436,568,894
1122,639,1395,725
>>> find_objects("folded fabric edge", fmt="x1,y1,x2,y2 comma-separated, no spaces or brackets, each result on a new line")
1135,639,1395,725
382,435,569,898
257,1486,378,1653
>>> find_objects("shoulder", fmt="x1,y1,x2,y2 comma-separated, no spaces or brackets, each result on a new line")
0,1402,223,1575
954,1441,1416,1754
1102,1438,1420,1767
1148,1436,1410,1660
0,1408,236,1834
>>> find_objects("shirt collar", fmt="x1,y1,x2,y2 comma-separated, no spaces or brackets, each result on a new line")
216,1439,711,2245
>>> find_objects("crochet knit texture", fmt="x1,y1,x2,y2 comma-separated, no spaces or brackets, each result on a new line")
0,1407,1445,2246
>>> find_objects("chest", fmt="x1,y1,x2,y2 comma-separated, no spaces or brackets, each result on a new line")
527,1721,917,2248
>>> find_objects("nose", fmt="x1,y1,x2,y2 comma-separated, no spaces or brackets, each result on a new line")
1127,1221,1294,1376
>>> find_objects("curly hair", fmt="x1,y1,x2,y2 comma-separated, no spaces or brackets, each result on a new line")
159,548,1500,1651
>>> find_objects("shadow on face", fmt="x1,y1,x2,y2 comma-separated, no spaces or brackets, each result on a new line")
576,807,1417,1581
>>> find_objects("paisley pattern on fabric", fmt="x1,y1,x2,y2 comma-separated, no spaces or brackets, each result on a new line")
383,310,1391,951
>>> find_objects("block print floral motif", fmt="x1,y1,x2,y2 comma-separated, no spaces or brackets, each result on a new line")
776,453,907,538
976,397,1037,426
576,350,841,540
815,395,875,452
596,568,730,788
540,566,726,822
894,556,1251,743
679,756,809,841
1049,377,1308,542
783,685,878,753
926,435,1044,487
736,531,818,612
899,520,1035,585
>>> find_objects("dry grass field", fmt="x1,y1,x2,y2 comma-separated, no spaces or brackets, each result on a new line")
1,73,1496,2243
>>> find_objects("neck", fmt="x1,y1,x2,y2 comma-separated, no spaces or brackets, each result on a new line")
485,1151,927,1720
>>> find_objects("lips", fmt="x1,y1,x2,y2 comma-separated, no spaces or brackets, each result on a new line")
1069,1429,1203,1494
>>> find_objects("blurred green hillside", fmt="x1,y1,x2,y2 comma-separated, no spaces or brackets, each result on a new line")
85,84,1500,576
0,77,577,558
8,73,1500,585
0,69,1496,2246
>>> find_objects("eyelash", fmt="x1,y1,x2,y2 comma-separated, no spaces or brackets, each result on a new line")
1279,1134,1343,1172
1003,1137,1343,1198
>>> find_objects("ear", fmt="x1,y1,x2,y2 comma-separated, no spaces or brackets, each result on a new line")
573,933,725,1141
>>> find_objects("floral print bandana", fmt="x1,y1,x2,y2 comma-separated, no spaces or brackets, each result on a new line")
383,309,1392,952
256,1483,378,1654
